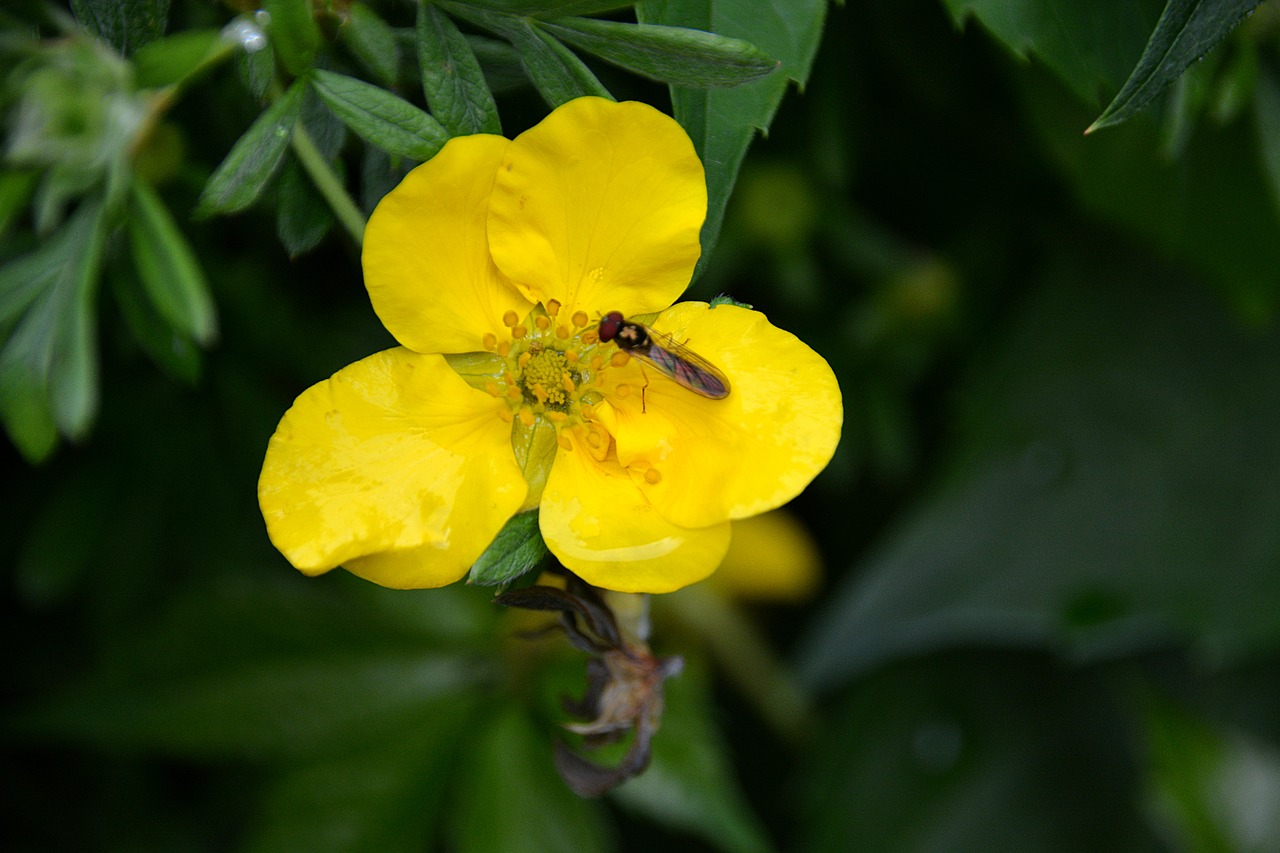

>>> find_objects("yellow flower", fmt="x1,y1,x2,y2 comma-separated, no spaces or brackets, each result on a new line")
258,97,842,594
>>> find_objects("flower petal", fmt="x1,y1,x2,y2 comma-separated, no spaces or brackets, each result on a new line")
611,303,842,528
487,97,706,317
364,133,534,354
258,348,527,588
540,428,730,593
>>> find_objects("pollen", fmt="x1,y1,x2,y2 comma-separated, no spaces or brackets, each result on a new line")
520,348,571,407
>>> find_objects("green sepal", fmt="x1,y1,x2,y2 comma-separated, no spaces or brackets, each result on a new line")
709,293,753,309
308,69,449,161
132,28,227,89
541,17,778,89
417,2,502,136
196,80,304,218
468,510,549,587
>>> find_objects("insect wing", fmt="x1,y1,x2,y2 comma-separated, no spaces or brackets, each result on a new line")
637,330,731,399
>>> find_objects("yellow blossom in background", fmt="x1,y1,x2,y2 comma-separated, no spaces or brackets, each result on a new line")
258,97,842,594
707,509,822,603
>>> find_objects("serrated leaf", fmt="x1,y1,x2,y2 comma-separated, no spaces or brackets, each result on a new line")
1090,0,1264,132
128,181,218,344
637,0,826,279
942,0,1157,106
541,17,778,89
263,0,321,76
469,510,548,587
417,2,502,135
69,0,170,54
132,28,225,89
342,3,401,87
276,156,335,256
196,81,304,217
309,69,448,161
443,3,612,106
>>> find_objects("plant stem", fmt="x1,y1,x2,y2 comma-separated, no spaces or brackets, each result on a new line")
290,123,367,245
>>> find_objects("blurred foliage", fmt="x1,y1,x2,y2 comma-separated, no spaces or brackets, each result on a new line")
5,0,1280,850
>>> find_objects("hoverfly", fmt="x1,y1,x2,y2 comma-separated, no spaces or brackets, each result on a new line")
597,311,730,399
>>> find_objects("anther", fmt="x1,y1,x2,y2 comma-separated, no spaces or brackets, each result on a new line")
518,352,532,369
561,375,576,393
644,468,662,484
496,340,511,358
558,433,573,451
506,386,522,401
512,325,528,339
519,408,536,427
531,383,548,403
590,355,605,370
556,324,571,340
581,330,599,344
571,310,589,328
503,310,519,327
615,383,632,398
546,411,568,423
535,315,551,331
482,332,498,351
610,351,630,367
497,407,514,423
581,403,597,420
546,299,561,316
587,430,603,448
485,381,501,397
565,350,579,365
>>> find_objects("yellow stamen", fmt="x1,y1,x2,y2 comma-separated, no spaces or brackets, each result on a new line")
485,381,501,397
546,299,561,316
517,352,532,369
482,332,498,351
610,351,630,367
644,468,662,484
535,315,551,331
565,350,579,365
496,340,511,358
506,386,522,401
571,310,589,328
496,407,514,423
615,383,632,398
512,324,528,339
531,383,548,403
556,324,571,340
561,374,576,393
503,310,519,327
518,408,536,427
546,410,568,423
558,433,573,451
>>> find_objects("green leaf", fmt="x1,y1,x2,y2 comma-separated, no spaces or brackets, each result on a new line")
69,0,170,54
308,69,449,161
237,38,277,100
0,197,106,459
443,3,612,105
637,0,826,279
1090,0,1263,132
341,3,401,87
275,156,335,256
797,258,1280,689
263,0,322,76
109,261,203,384
942,0,1158,106
132,28,226,89
417,2,502,135
196,80,305,218
128,181,218,344
460,0,633,14
0,170,38,239
10,651,490,760
613,661,772,853
799,652,1157,850
541,17,778,89
448,707,614,853
469,510,548,587
245,707,474,853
